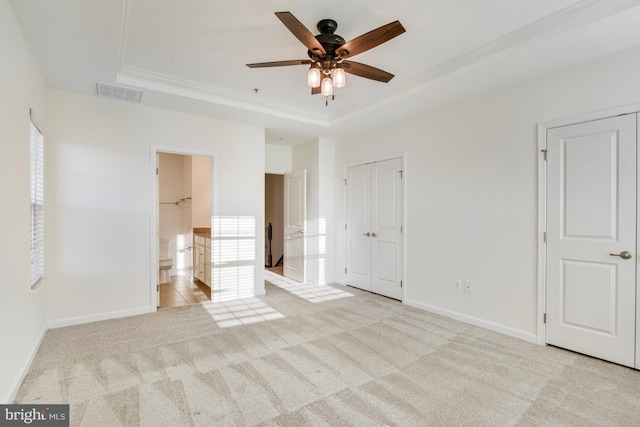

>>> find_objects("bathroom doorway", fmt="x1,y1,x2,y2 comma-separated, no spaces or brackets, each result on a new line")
155,151,213,309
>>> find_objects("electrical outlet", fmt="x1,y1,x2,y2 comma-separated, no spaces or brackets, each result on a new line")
464,280,473,293
455,279,463,291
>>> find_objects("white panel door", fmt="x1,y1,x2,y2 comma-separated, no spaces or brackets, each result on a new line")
284,169,306,283
371,158,403,300
346,163,372,290
156,152,160,307
546,114,637,367
346,158,403,300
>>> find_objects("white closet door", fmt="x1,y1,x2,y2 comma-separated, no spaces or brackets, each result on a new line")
346,163,372,290
346,158,403,300
371,158,403,300
546,114,637,367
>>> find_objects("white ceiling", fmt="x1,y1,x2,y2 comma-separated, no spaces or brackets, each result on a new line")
9,0,640,146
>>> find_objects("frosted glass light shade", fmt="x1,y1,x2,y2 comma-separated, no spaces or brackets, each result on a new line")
307,67,321,88
321,77,334,96
332,67,346,88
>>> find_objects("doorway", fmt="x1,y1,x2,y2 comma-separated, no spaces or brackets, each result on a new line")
265,173,284,276
264,170,308,283
543,113,639,368
155,151,213,309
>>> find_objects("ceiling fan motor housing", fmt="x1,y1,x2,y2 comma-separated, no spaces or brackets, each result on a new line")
309,19,346,60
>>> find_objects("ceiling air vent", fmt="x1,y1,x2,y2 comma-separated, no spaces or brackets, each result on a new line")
96,82,142,103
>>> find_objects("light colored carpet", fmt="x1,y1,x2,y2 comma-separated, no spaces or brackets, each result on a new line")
16,272,640,426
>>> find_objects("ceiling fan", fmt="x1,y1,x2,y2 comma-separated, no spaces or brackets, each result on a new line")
247,12,406,104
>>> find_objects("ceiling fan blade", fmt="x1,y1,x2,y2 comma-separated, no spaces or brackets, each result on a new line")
311,86,321,95
246,60,311,68
342,61,395,83
336,21,405,59
275,12,326,55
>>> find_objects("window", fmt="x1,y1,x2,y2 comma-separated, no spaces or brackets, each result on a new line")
29,115,44,288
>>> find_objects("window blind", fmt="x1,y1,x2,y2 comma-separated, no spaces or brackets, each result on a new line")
29,119,44,288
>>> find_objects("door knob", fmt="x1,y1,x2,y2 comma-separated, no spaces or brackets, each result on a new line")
362,232,371,237
610,251,632,259
371,232,377,238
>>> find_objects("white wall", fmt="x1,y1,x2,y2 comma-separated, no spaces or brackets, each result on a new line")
335,44,640,341
265,143,292,174
0,0,48,403
159,153,184,204
45,89,265,324
191,155,212,228
182,155,193,250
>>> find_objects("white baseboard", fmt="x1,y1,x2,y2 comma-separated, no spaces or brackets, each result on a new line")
5,323,48,404
404,298,538,344
48,306,153,329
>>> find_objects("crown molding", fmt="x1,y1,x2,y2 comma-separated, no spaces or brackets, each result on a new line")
117,0,632,129
118,0,328,126
329,0,633,126
117,66,330,126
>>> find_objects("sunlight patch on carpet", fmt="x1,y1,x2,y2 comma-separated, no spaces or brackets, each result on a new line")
200,297,284,328
265,270,354,303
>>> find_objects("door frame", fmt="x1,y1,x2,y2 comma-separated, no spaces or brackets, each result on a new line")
149,145,217,311
537,102,640,350
343,152,407,301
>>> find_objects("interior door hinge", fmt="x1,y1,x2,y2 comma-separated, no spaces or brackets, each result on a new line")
157,284,159,292
543,232,547,242
543,313,547,324
541,149,547,161
345,268,347,274
398,170,403,178
400,281,403,288
343,179,347,185
156,167,159,175
345,223,347,230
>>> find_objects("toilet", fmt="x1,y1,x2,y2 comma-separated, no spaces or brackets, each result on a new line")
159,239,174,284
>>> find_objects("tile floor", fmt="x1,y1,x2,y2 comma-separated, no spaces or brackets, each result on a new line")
160,268,283,309
158,274,211,309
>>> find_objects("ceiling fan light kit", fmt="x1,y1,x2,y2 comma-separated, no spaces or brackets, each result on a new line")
332,66,346,88
247,12,405,105
307,66,321,88
321,76,334,97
